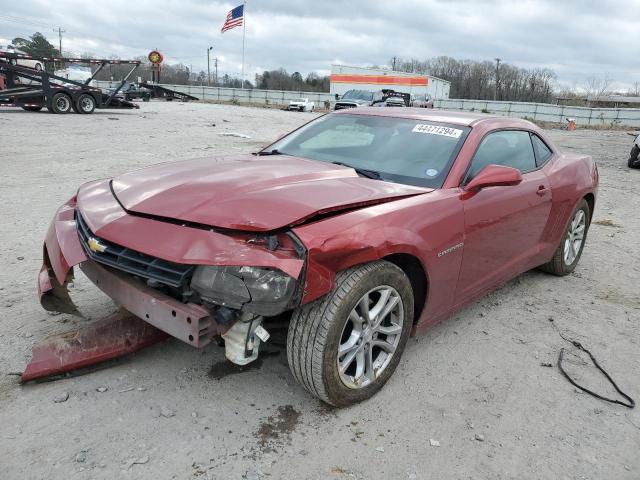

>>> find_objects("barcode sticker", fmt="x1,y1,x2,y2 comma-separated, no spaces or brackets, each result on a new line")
412,124,463,138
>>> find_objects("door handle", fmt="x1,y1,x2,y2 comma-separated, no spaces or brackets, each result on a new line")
536,186,548,196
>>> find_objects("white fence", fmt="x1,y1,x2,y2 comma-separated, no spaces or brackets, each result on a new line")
433,98,640,128
94,81,334,107
94,81,640,127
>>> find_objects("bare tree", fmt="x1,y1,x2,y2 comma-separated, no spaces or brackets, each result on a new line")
585,74,613,99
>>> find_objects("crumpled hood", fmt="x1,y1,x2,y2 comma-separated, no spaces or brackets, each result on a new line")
110,155,430,232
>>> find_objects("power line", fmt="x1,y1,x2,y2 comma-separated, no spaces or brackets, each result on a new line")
0,14,57,30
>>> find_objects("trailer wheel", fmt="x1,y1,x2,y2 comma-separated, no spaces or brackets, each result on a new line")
50,93,73,114
22,106,43,112
75,94,96,114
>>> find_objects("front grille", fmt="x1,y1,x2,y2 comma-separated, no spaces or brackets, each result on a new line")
334,103,358,110
76,212,194,288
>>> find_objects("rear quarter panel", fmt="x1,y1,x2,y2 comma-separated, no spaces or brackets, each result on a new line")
539,151,598,259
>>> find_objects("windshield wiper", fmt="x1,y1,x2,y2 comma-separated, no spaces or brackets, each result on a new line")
332,162,381,180
256,149,282,156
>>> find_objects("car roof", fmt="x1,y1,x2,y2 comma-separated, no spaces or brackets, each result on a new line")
334,107,537,129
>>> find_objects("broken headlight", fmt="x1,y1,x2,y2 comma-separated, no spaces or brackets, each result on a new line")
190,266,297,316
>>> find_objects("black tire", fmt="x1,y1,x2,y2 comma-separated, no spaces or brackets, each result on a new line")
21,106,43,112
50,92,72,114
143,95,150,102
75,93,96,114
539,199,590,276
628,145,640,169
287,261,414,406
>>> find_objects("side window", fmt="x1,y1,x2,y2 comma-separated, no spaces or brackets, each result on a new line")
466,130,537,181
531,134,553,166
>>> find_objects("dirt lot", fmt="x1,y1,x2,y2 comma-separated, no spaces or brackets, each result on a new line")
0,102,638,480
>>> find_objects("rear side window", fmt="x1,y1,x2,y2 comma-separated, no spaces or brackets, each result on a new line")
531,134,553,166
466,130,537,181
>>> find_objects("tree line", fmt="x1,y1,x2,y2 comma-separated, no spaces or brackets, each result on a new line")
392,56,556,103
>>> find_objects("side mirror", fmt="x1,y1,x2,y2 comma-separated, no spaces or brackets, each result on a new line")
463,165,522,192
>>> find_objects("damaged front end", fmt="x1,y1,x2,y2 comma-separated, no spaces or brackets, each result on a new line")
32,181,306,381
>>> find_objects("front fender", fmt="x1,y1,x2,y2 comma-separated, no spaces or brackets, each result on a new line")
293,190,465,325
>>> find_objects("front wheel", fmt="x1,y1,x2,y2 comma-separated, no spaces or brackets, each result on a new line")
287,261,414,406
539,199,590,276
628,145,640,168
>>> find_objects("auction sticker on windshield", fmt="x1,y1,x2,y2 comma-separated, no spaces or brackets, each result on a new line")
412,124,463,138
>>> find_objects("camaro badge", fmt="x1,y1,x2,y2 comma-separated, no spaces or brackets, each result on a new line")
438,242,464,257
87,237,106,253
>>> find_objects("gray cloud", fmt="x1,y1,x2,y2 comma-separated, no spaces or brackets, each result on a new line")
1,0,639,90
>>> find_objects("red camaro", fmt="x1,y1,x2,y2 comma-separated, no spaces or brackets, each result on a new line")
38,109,598,406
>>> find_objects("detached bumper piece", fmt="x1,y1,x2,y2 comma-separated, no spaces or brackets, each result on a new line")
21,310,168,383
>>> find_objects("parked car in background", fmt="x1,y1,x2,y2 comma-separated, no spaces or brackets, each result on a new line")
334,89,381,109
0,45,43,71
110,82,151,102
38,109,597,407
54,65,95,87
411,93,434,108
288,98,315,112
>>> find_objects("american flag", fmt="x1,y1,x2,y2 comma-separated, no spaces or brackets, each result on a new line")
221,5,244,33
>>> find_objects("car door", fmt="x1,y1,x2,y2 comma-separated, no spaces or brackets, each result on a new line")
455,129,552,303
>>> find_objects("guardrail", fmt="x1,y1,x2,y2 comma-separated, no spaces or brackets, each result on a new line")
93,81,640,127
94,81,334,106
433,98,640,128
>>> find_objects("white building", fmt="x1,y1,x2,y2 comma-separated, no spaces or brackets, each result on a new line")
330,64,450,99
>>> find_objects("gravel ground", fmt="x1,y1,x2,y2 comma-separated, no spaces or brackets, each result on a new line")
0,102,638,480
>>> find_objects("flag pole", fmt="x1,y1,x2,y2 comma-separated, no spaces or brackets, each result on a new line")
241,0,246,89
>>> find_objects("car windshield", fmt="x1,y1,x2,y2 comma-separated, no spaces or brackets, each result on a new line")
341,90,374,101
264,113,470,188
292,98,306,102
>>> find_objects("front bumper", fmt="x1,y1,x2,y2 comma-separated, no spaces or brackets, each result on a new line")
38,184,305,348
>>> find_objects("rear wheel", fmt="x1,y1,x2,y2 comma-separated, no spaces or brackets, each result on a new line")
287,261,413,406
628,145,640,168
75,94,96,114
539,199,590,276
50,92,72,114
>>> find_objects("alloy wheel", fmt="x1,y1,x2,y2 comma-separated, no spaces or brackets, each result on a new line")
337,286,404,389
563,209,586,265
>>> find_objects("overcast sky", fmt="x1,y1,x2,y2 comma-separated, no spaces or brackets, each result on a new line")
1,0,639,91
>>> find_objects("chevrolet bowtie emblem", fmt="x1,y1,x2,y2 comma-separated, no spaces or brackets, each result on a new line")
87,237,106,253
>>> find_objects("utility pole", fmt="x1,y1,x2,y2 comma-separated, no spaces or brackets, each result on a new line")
392,56,397,71
55,27,65,55
214,57,218,86
494,58,501,101
207,46,213,86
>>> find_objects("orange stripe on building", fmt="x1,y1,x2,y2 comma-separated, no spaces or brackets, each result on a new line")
330,74,428,86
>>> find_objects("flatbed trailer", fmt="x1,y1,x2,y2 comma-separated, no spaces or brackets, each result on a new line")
0,52,141,114
139,81,198,102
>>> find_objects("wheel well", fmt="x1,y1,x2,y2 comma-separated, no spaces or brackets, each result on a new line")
584,193,595,221
383,253,427,324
